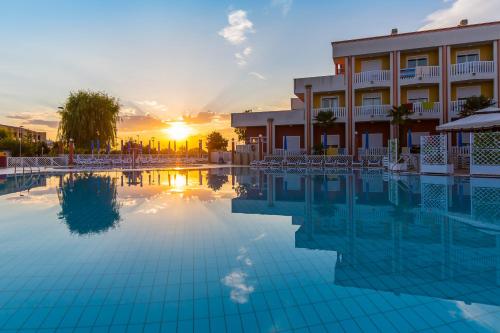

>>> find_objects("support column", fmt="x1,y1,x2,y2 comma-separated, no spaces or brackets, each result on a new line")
495,40,500,105
347,56,354,155
266,118,274,155
391,51,400,141
442,45,450,123
305,85,312,154
344,56,350,153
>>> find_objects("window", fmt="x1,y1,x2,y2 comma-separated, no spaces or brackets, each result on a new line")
321,97,339,109
362,133,383,148
407,89,429,103
362,93,382,106
457,52,479,64
361,59,382,72
321,134,340,147
407,57,428,68
457,86,481,101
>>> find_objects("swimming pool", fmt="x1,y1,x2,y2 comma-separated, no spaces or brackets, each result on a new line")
0,168,499,332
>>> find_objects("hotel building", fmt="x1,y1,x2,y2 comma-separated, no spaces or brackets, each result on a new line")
231,20,500,157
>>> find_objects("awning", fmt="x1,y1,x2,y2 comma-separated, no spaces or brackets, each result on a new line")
437,106,500,132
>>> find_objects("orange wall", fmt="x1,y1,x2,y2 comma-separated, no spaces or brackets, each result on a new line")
450,44,493,64
355,89,390,106
451,81,494,100
400,49,439,68
401,85,440,103
313,92,346,108
355,55,390,72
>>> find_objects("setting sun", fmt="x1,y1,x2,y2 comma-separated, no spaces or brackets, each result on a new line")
164,122,192,141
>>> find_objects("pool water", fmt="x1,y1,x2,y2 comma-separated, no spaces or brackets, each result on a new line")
0,168,499,332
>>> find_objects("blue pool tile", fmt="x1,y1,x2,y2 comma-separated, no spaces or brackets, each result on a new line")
225,314,243,333
210,315,226,333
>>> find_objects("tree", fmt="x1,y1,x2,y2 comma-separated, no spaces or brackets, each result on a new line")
459,95,494,118
58,90,120,149
314,110,338,154
58,174,121,235
387,104,413,149
0,129,9,140
206,131,228,151
234,127,247,142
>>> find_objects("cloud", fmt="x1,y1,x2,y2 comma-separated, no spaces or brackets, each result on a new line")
420,0,500,30
218,10,254,45
22,119,59,128
248,72,266,80
271,0,293,16
235,47,252,66
118,115,166,132
221,270,255,304
6,114,32,120
182,111,230,125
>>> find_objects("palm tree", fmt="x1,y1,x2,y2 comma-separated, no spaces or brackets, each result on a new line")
459,95,494,118
387,104,413,151
314,110,337,154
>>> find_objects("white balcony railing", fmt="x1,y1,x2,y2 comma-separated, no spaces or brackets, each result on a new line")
354,70,391,85
411,102,441,115
358,147,388,156
400,66,440,81
312,107,347,119
354,105,392,118
450,61,495,77
449,100,466,116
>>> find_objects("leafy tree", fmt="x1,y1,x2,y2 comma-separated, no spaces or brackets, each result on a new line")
459,95,494,118
234,127,247,142
206,173,228,192
0,129,9,140
58,90,120,149
58,174,121,235
206,131,228,151
0,138,50,157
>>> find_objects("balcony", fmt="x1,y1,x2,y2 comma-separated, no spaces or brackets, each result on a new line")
450,61,495,81
449,100,466,118
353,70,391,89
312,107,347,121
354,105,392,121
400,66,440,85
410,102,441,119
294,75,346,95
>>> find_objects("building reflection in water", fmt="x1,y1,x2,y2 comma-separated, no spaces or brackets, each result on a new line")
232,169,500,306
58,173,121,235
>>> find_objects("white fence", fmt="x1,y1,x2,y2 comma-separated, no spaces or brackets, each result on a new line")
358,147,388,157
312,107,347,119
8,156,68,168
470,132,500,176
450,146,470,170
354,70,391,84
400,66,440,80
450,61,495,76
420,135,453,174
411,102,441,115
354,105,392,118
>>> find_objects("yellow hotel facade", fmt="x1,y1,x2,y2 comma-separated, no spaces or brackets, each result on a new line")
231,20,500,156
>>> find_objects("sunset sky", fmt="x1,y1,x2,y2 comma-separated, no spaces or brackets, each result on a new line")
1,0,500,143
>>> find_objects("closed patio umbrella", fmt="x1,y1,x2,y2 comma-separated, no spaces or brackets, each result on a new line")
106,142,110,154
91,140,94,155
407,129,412,148
96,139,100,153
364,132,369,149
458,132,463,147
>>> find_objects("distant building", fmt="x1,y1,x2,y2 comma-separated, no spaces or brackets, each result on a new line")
0,124,47,142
